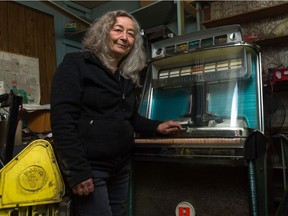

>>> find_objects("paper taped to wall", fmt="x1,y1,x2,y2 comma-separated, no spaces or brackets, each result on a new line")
0,51,40,104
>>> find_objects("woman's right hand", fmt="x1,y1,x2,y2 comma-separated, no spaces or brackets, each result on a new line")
72,178,94,196
156,120,182,135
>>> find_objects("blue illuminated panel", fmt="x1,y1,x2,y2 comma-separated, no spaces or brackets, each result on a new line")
139,44,262,134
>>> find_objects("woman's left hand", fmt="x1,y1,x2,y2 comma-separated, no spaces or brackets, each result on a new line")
156,120,182,135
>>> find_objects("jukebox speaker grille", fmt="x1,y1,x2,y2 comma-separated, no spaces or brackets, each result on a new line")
132,161,250,216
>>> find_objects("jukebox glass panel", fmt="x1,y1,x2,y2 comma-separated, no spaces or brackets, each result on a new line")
139,44,263,137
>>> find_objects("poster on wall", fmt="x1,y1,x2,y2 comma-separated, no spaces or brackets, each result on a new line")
0,51,40,104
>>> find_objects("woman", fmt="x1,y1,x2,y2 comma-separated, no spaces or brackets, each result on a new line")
50,10,181,216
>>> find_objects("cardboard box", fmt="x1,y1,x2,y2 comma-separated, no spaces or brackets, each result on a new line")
22,110,51,133
0,120,22,146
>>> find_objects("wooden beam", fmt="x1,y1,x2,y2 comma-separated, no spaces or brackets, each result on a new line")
184,1,197,16
40,0,91,28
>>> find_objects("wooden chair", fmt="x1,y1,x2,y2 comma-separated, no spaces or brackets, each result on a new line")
0,90,22,166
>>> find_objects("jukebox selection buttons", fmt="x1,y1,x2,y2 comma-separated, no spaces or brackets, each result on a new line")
215,34,228,44
176,42,188,53
201,37,213,47
150,26,243,60
165,45,175,55
188,40,200,50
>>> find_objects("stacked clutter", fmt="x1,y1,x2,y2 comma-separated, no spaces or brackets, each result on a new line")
64,21,82,35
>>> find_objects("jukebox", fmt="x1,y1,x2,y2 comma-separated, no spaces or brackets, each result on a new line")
132,25,268,216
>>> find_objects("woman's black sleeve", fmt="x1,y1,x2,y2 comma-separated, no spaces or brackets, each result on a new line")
50,53,93,188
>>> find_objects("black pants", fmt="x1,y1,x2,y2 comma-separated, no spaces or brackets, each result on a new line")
72,160,130,216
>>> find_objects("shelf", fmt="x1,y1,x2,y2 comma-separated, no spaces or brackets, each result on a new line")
273,186,285,201
131,0,177,30
255,35,288,47
64,0,177,43
273,163,286,169
64,29,86,42
202,2,288,28
65,29,288,48
264,81,288,92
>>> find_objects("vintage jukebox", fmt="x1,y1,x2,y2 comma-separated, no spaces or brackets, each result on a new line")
132,25,269,216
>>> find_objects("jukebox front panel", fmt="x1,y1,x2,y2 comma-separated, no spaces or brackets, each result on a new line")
139,44,262,138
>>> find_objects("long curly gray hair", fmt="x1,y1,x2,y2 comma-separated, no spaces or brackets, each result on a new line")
82,10,146,86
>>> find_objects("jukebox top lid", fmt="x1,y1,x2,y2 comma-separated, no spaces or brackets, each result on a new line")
151,25,243,59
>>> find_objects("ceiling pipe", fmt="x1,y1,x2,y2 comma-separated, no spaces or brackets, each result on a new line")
177,0,185,35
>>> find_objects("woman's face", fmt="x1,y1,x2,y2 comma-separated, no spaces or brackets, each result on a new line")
107,16,136,62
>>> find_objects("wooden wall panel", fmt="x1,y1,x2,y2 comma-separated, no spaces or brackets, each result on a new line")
7,2,26,54
24,8,37,56
35,12,47,104
42,15,56,104
0,1,8,51
1,1,56,104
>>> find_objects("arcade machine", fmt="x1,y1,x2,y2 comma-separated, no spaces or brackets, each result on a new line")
132,25,269,216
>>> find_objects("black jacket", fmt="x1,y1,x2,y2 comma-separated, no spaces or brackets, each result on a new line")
50,51,160,188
